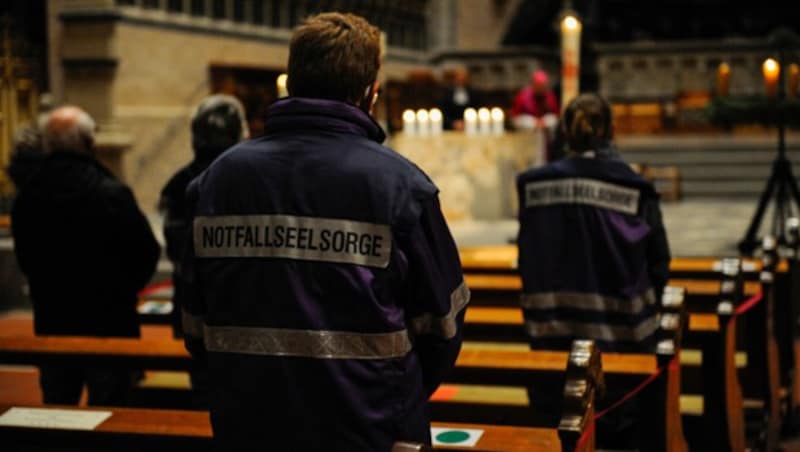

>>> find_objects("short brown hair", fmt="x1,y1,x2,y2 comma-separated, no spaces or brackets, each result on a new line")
287,12,381,104
563,93,612,152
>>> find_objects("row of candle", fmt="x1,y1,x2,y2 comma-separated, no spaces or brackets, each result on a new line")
402,107,506,137
716,60,800,98
402,108,444,136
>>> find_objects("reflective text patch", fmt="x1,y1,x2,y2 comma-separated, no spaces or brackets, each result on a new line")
194,215,392,268
524,178,640,215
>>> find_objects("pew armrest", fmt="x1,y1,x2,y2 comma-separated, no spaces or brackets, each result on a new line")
557,340,601,452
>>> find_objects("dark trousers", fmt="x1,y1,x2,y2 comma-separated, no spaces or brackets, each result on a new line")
39,364,138,406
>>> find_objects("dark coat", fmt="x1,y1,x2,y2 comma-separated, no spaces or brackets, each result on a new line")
181,98,467,451
11,152,160,337
516,150,670,352
159,160,209,336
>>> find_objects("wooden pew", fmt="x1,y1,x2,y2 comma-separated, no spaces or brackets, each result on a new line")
741,238,782,450
458,245,788,279
440,302,687,452
786,219,800,429
0,342,598,452
700,248,785,451
1,328,693,449
0,403,574,452
461,272,761,310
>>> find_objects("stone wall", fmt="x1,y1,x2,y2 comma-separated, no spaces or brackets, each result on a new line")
50,2,429,215
389,131,545,222
595,40,772,101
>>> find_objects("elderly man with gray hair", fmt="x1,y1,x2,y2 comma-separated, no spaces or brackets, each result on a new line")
11,106,160,406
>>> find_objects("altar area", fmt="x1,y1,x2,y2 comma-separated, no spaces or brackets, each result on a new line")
388,131,546,222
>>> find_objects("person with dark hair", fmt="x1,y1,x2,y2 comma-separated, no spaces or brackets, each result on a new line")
439,67,481,130
7,126,45,190
11,106,160,406
7,94,58,191
181,12,467,451
515,93,670,449
159,94,248,338
158,95,248,408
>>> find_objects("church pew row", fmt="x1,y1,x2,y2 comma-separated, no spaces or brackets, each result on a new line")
458,245,789,279
0,343,600,452
0,403,576,452
462,273,760,310
0,327,687,450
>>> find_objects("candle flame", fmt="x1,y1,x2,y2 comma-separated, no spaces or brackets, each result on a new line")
464,108,477,121
562,15,580,31
490,107,504,121
763,58,780,79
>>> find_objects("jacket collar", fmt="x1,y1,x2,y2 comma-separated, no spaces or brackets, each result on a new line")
264,97,386,143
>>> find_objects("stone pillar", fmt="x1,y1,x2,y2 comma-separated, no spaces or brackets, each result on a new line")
55,0,133,180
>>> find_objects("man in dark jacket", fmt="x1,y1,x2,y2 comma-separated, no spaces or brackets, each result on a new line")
158,95,247,408
11,106,160,405
159,94,248,338
181,13,467,452
439,67,481,130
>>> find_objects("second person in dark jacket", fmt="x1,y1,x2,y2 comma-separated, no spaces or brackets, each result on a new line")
11,106,160,405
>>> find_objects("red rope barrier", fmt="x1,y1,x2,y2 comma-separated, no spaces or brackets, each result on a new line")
575,290,764,450
574,356,675,451
734,291,764,316
138,280,173,297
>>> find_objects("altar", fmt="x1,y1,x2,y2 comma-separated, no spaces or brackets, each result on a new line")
388,131,546,222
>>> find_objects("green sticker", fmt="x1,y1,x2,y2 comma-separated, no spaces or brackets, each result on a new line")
435,430,471,444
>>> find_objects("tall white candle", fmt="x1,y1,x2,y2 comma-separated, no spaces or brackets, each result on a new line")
490,107,505,135
464,108,478,136
402,109,416,137
416,109,430,137
276,73,289,98
560,15,582,109
429,108,443,136
478,108,491,135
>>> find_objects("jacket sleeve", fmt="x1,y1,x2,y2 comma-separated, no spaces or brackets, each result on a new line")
400,196,469,396
109,185,161,295
180,178,207,361
642,196,671,302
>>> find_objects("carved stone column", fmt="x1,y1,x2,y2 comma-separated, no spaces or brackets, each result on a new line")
55,0,134,180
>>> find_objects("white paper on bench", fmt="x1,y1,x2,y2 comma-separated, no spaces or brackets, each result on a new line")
431,427,484,447
0,407,112,431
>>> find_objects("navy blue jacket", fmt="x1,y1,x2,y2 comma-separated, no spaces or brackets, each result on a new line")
181,98,467,451
516,150,670,352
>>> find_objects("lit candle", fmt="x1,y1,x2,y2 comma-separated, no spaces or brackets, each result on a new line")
716,63,730,97
490,107,505,135
416,109,430,137
478,108,491,135
789,63,799,98
560,14,582,109
763,58,780,99
276,73,288,98
402,109,416,137
429,108,443,135
464,108,478,135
